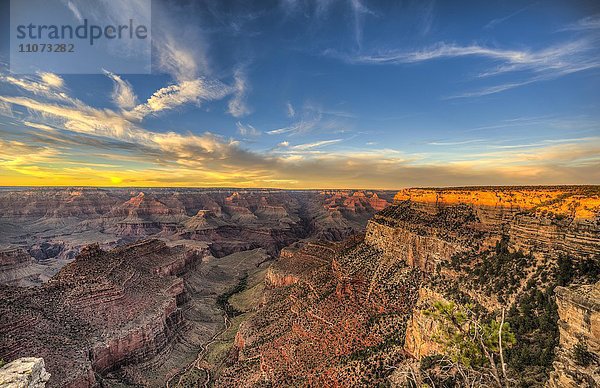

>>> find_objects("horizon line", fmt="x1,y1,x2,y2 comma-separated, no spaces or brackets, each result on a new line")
1,184,598,190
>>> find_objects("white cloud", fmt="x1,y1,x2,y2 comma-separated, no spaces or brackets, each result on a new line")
228,69,251,118
1,74,72,102
156,35,202,82
348,42,545,64
446,80,536,99
268,120,316,135
289,139,343,150
23,121,57,132
428,139,485,146
484,4,533,30
0,101,12,118
39,72,64,89
132,79,231,119
286,101,296,118
336,38,600,97
349,0,375,48
560,14,600,31
105,72,138,110
236,121,261,137
64,0,83,22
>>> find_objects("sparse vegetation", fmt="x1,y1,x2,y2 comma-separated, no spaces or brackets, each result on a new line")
573,341,597,367
435,233,600,387
506,254,599,386
216,274,249,317
506,280,558,386
419,301,515,387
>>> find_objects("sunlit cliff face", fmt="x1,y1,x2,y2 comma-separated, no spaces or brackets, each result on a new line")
395,188,600,221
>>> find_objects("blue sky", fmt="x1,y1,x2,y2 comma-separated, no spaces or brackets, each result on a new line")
0,0,599,188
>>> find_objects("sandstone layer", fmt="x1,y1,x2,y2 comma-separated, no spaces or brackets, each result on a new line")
394,186,600,259
0,240,209,387
548,282,600,388
213,186,599,387
0,357,50,388
0,188,395,286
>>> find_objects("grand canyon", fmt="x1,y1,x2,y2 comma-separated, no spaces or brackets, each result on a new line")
1,1,599,387
0,186,598,387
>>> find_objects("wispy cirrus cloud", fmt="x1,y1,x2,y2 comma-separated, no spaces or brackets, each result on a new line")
39,72,65,89
268,118,320,135
23,121,57,132
130,78,232,120
337,39,598,69
287,138,343,150
286,102,296,118
331,36,600,98
228,68,251,118
349,0,375,48
484,3,535,30
559,14,600,31
427,139,485,146
268,102,354,136
64,0,234,121
0,101,12,118
236,121,261,137
105,71,138,110
1,72,71,102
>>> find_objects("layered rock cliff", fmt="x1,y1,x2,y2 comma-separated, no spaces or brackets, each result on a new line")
394,187,600,260
2,186,597,387
213,186,599,387
548,282,600,388
0,248,38,286
0,240,208,387
0,188,396,286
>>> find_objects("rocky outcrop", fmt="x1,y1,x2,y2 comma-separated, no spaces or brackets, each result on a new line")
216,238,423,387
0,240,206,387
548,282,600,388
0,249,42,286
368,193,388,211
361,187,600,276
0,249,34,280
365,202,480,271
216,186,599,387
264,266,300,287
394,187,600,260
322,190,390,214
0,357,50,387
0,188,396,286
404,288,446,359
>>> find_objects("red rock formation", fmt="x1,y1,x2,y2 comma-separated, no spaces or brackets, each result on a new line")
215,186,599,386
368,193,389,211
216,238,423,387
0,248,38,286
0,240,207,387
390,187,600,262
322,190,390,214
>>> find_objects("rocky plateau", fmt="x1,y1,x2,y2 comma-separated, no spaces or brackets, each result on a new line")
0,186,598,387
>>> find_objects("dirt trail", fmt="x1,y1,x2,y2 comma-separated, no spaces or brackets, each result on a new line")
166,313,231,388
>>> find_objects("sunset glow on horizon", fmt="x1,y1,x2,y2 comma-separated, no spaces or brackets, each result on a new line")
0,0,599,188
